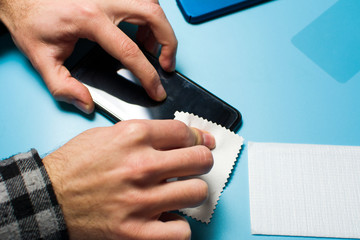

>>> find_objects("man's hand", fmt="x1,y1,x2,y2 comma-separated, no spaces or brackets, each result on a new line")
43,120,215,240
0,0,177,113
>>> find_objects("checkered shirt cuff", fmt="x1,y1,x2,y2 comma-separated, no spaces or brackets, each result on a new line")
0,149,69,240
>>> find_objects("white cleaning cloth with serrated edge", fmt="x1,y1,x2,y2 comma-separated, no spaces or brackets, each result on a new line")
174,111,244,223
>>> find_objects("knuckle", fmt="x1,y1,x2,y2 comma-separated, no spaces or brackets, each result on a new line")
113,220,141,239
124,152,157,184
77,2,100,19
195,146,214,172
191,179,209,203
127,189,146,205
120,39,141,59
143,67,159,88
124,189,157,213
172,120,193,144
173,120,188,131
48,76,78,103
148,4,165,18
120,120,151,143
50,87,67,102
131,159,157,183
112,224,126,238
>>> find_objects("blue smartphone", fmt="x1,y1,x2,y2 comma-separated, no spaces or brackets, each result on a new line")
176,0,271,24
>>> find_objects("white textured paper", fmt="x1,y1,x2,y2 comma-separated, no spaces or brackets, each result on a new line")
248,142,360,239
174,111,244,223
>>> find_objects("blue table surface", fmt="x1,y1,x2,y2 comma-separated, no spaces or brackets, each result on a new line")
1,0,359,239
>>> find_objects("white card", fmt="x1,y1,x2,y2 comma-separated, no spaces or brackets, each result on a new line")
174,111,244,223
248,142,360,239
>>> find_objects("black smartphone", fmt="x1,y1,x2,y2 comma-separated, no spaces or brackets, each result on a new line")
70,46,242,132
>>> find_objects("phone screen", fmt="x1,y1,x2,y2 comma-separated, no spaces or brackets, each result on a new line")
70,47,242,131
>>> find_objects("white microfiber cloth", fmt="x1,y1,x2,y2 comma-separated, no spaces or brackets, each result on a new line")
248,142,360,239
174,111,244,223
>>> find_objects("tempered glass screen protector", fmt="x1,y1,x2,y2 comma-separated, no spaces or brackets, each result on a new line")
70,46,242,132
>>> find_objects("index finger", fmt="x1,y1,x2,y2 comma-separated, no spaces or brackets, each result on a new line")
111,0,178,71
87,16,167,101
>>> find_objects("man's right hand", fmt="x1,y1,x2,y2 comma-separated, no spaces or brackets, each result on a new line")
43,120,215,240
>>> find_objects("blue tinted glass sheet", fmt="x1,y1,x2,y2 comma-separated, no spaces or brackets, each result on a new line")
292,0,360,83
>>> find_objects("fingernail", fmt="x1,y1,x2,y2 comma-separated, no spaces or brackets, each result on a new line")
156,84,167,101
202,131,216,149
74,100,93,114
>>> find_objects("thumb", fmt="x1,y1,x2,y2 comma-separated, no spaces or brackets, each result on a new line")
35,56,94,114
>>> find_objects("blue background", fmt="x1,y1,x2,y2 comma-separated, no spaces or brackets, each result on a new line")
1,0,359,239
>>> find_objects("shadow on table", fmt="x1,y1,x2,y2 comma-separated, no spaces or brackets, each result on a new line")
0,32,95,121
0,32,16,57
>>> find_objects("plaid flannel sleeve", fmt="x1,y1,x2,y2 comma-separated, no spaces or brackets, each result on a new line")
0,149,69,240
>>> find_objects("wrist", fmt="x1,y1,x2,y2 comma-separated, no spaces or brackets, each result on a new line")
0,149,69,239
